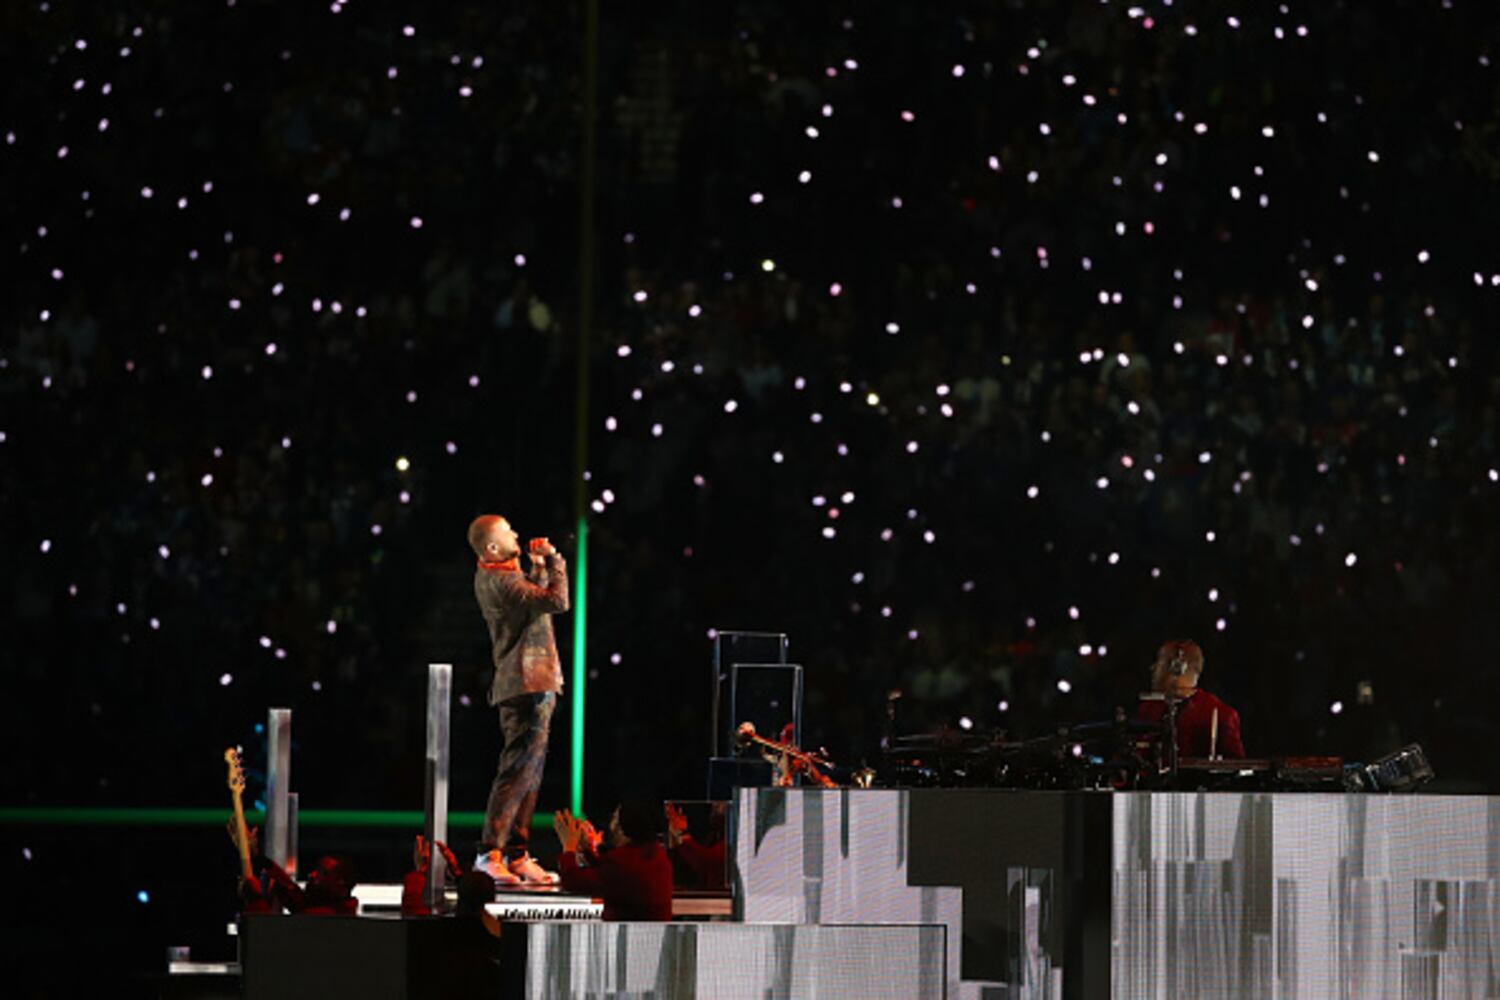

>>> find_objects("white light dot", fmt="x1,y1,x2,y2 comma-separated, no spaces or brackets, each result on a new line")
1330,701,1344,715
39,539,52,554
1057,679,1073,694
219,673,234,687
1345,552,1358,568
749,191,765,205
409,216,423,228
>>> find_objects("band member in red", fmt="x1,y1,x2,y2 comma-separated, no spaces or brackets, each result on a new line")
468,514,570,885
554,802,674,921
1136,639,1245,759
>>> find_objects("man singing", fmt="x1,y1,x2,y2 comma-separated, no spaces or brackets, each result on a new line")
467,514,569,885
1136,639,1245,759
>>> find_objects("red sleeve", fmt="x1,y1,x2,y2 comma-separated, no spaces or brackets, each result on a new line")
401,870,430,916
558,852,606,897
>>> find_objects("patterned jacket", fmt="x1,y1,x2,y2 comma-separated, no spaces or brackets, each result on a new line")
474,554,569,704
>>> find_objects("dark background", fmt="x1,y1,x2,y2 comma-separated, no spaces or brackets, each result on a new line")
4,0,1500,992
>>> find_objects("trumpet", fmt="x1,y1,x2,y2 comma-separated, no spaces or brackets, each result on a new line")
736,722,839,788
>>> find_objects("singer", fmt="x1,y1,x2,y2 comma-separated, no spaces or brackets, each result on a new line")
1135,639,1245,759
467,514,570,885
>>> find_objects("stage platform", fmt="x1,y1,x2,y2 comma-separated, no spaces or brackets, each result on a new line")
732,787,1500,999
168,787,1500,998
233,912,943,999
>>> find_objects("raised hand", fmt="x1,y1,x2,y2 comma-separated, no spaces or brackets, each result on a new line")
554,808,583,852
434,840,463,878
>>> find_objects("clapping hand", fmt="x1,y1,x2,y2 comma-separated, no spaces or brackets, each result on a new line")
434,840,462,877
580,818,603,854
554,808,585,853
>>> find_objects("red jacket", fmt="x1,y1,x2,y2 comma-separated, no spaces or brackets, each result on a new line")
1137,688,1245,759
559,842,673,921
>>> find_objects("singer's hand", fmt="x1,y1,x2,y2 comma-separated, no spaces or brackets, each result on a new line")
528,537,557,559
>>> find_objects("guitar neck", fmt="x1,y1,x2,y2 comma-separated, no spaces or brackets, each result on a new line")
231,791,254,881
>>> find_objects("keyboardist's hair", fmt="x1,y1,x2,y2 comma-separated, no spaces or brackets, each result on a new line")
616,799,667,843
1154,639,1204,679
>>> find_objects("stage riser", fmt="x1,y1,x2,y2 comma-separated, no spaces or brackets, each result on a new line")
522,922,945,999
730,788,1500,1000
240,915,943,999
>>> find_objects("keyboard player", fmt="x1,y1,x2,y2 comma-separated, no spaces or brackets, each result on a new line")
1135,639,1245,759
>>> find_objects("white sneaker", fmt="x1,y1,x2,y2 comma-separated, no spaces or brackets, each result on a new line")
474,849,521,886
509,853,560,885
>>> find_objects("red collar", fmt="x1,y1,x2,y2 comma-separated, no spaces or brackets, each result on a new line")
478,557,520,572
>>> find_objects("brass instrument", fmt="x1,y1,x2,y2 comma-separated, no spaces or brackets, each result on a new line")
736,722,839,788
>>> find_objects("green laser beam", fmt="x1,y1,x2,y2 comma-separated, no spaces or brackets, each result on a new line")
571,516,588,816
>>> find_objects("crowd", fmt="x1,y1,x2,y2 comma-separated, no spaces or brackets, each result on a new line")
5,0,1500,824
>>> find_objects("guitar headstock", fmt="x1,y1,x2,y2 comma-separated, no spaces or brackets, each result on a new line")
224,747,246,794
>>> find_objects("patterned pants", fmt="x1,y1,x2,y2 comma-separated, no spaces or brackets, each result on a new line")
481,691,555,857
